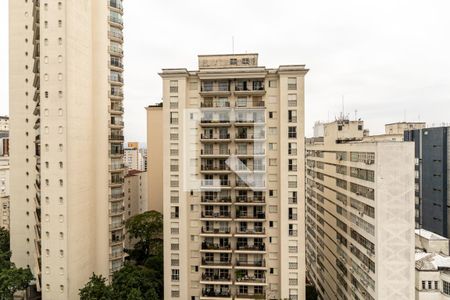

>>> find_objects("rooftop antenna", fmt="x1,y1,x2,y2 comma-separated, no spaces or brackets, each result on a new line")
232,36,235,54
354,109,358,121
341,95,345,120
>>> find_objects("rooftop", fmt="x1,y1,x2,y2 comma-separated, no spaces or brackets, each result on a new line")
416,229,448,241
125,169,145,177
415,251,450,271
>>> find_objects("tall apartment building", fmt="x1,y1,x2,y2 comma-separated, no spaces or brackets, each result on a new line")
146,104,163,213
305,120,415,300
9,0,126,298
160,53,307,300
404,127,450,236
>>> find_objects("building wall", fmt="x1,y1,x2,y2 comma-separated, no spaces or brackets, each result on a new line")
0,117,9,131
147,106,163,213
305,122,415,300
9,0,126,298
405,127,449,237
0,159,9,230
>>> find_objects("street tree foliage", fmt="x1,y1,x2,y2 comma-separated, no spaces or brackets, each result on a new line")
0,228,34,300
80,211,164,300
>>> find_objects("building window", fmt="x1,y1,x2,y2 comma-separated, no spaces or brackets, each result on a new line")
288,77,297,90
171,269,179,281
288,127,297,138
268,80,277,88
443,281,450,295
170,80,178,93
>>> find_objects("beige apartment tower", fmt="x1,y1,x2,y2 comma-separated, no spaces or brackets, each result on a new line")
160,54,307,299
305,120,415,300
9,0,126,298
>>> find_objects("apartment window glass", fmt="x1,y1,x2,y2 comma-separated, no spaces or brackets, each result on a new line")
288,94,297,107
170,80,178,93
268,80,277,88
170,96,178,109
443,281,450,295
288,77,297,90
288,127,297,138
170,112,179,125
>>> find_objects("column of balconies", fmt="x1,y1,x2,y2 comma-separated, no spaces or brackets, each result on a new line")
108,0,125,274
32,0,42,290
199,81,267,299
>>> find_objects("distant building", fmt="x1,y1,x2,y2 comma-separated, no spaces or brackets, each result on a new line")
124,142,145,171
124,170,148,249
313,121,325,138
415,228,450,299
404,126,450,237
0,116,9,131
305,119,415,300
146,104,163,213
0,157,9,230
385,122,426,135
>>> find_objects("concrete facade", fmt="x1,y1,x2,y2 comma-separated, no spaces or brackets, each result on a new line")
160,53,307,300
305,120,416,300
0,157,9,230
9,0,126,298
385,122,426,135
146,105,164,213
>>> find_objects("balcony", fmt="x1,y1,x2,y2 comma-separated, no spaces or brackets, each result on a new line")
109,192,125,201
201,289,231,298
201,227,231,234
109,178,124,186
200,82,231,97
109,221,125,231
201,196,232,204
109,104,124,114
108,30,123,42
199,119,231,127
201,180,231,189
235,180,265,189
201,165,230,172
201,133,231,141
236,244,266,252
110,235,125,245
108,75,124,85
235,196,265,204
109,119,124,128
201,273,231,283
201,258,232,266
235,212,266,220
109,163,125,172
108,16,123,28
235,260,266,267
201,242,231,251
109,89,124,99
235,293,266,299
200,100,231,108
200,149,230,157
235,276,266,284
234,81,266,96
109,46,124,57
109,0,123,10
201,211,231,219
109,135,124,142
235,133,265,141
109,206,125,216
235,227,265,235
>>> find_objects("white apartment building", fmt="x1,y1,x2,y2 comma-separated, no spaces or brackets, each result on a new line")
305,120,415,300
9,0,126,298
160,53,307,300
415,229,450,300
124,145,145,171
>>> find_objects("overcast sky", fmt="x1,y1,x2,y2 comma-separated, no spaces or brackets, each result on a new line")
1,0,450,143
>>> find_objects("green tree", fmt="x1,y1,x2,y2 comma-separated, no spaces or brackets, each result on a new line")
0,228,33,299
112,264,161,300
79,273,113,300
125,211,163,262
0,266,33,300
126,288,144,300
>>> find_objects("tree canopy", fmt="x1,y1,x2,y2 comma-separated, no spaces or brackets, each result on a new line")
80,211,164,300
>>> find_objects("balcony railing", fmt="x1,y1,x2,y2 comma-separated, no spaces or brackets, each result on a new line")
201,259,232,266
236,227,265,235
236,244,266,251
201,196,232,203
235,196,265,203
235,276,266,283
201,134,230,140
201,274,231,281
201,211,231,218
201,149,231,156
235,260,265,267
202,289,231,298
201,180,231,187
201,242,231,250
235,212,266,219
201,227,231,234
201,165,230,171
235,293,266,299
